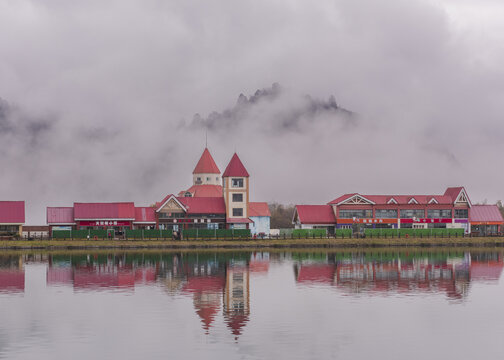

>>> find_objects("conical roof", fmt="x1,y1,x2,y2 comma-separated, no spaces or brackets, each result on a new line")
193,148,220,174
222,153,249,177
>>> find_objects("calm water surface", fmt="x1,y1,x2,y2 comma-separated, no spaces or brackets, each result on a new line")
1,249,504,359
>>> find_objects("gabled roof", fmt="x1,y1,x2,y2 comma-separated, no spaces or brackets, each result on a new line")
444,186,472,206
328,194,375,206
134,207,156,223
329,193,457,206
178,185,223,197
295,205,336,224
155,194,188,213
470,205,503,223
74,202,135,220
222,153,249,177
0,201,25,224
177,197,226,214
248,202,271,217
193,148,220,174
47,207,75,224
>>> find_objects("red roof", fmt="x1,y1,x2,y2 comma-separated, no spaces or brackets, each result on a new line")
178,185,223,197
470,205,504,223
134,207,156,223
74,202,135,220
177,197,226,214
328,194,454,205
222,153,249,177
0,201,25,224
471,261,504,281
182,276,225,293
295,205,335,224
193,148,220,174
47,207,75,224
248,202,271,217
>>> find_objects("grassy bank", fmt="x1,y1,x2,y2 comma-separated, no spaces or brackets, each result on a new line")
1,237,504,250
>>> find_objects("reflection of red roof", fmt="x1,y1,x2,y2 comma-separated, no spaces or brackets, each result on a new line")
47,207,75,224
295,205,335,224
296,265,335,283
0,201,25,224
74,203,135,220
470,261,504,281
249,261,269,273
249,202,271,217
182,276,225,293
134,268,157,283
193,148,220,174
134,207,156,223
225,313,249,336
0,271,25,292
179,185,223,197
470,205,504,223
195,299,220,331
47,268,73,285
178,197,226,214
73,269,135,289
222,153,249,177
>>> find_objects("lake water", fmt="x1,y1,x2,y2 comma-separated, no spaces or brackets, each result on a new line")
1,249,504,359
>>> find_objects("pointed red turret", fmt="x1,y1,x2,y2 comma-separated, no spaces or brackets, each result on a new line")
193,148,220,174
222,153,249,177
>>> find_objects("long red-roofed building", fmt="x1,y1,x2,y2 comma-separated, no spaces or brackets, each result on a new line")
47,203,156,235
294,187,502,234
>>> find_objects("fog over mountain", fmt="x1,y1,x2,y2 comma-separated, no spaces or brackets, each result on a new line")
0,0,503,223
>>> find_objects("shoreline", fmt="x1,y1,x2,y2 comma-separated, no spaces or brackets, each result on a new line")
2,237,504,250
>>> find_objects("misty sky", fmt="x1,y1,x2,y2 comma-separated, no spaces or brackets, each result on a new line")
1,0,503,224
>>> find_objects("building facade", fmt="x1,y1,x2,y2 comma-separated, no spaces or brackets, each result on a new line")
47,203,156,235
294,187,503,235
156,148,270,233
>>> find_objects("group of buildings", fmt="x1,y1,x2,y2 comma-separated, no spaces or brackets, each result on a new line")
1,149,271,238
1,147,503,238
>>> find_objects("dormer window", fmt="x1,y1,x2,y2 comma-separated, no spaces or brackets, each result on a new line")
184,192,192,197
232,178,244,188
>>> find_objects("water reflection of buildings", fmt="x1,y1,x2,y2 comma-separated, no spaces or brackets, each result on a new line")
294,252,503,301
45,252,271,336
47,254,158,291
159,252,270,337
0,255,24,293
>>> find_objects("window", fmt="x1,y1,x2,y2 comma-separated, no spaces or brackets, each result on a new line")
400,209,425,219
197,177,201,181
232,193,243,202
375,209,398,218
232,178,244,188
339,209,373,218
427,209,452,219
216,177,219,182
232,208,243,217
455,209,468,218
206,177,210,181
